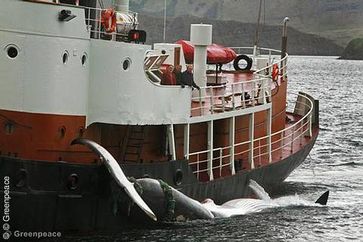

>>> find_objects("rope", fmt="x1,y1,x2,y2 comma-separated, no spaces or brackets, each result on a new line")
158,179,175,221
111,177,143,216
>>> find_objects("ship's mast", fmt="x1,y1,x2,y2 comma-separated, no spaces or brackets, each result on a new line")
163,0,167,42
253,0,263,57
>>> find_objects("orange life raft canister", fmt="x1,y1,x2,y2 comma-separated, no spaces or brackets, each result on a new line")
101,8,117,33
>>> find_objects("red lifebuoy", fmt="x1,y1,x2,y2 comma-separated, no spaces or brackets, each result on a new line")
101,8,117,33
272,63,279,81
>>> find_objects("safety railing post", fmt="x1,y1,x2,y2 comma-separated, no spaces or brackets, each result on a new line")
229,117,236,175
208,121,214,181
197,153,200,180
184,123,190,160
219,148,222,177
222,93,225,112
290,127,294,153
280,131,284,158
262,78,266,104
267,107,272,163
248,113,255,169
309,114,313,138
232,84,236,110
199,89,203,116
241,83,246,108
252,83,256,107
210,87,214,114
258,140,261,166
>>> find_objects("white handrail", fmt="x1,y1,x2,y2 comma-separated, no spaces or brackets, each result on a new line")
188,93,314,179
191,77,271,116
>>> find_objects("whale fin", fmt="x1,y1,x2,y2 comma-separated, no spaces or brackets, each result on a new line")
71,138,157,221
315,191,329,205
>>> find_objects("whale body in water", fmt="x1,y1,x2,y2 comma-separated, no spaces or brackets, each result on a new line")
201,180,329,218
72,138,329,222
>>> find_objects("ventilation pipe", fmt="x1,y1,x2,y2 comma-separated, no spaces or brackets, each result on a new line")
281,17,289,81
114,0,129,12
190,24,212,96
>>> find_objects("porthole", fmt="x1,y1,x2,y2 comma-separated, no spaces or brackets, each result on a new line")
16,169,28,188
122,58,131,71
62,51,69,64
67,173,79,190
5,45,19,59
81,53,87,66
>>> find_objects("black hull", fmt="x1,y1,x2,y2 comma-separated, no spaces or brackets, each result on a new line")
0,134,317,233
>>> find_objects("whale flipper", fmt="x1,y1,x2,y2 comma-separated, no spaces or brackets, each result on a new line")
71,138,157,221
315,191,329,205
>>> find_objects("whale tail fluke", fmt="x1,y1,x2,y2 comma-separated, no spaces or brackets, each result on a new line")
71,138,157,221
315,191,329,205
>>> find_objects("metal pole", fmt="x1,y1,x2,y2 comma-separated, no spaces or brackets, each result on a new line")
168,124,176,160
281,17,289,81
281,17,289,59
266,108,272,163
184,123,190,159
253,0,263,57
208,121,214,180
249,113,255,169
163,0,167,42
229,116,236,174
219,148,222,177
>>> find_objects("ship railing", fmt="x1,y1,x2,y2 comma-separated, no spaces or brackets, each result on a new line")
191,47,289,117
82,6,139,41
191,77,271,116
188,93,314,181
230,46,289,82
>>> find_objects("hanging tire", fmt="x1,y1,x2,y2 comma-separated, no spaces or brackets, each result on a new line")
233,54,252,71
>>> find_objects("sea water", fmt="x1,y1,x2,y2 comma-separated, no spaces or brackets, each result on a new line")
63,56,363,241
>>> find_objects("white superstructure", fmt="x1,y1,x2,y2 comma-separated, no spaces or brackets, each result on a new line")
0,0,192,125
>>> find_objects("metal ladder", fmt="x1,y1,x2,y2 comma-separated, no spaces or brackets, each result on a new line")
122,125,145,162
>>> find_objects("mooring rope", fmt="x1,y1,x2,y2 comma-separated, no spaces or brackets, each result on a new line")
158,179,176,221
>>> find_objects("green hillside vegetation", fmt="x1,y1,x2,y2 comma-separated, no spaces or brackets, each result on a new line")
340,38,363,60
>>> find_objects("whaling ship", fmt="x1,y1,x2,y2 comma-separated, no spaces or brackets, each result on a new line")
0,0,319,232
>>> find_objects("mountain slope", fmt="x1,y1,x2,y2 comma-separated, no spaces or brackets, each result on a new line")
139,15,343,56
131,0,363,47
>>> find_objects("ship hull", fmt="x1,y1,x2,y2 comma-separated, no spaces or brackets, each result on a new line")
0,132,317,233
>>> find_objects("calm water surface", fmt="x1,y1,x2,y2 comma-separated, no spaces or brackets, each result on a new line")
65,56,363,241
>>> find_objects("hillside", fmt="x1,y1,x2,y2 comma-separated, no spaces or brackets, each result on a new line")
130,0,363,47
139,15,343,56
340,38,363,60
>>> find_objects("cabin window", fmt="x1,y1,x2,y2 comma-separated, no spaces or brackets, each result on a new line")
6,45,19,59
122,58,131,71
